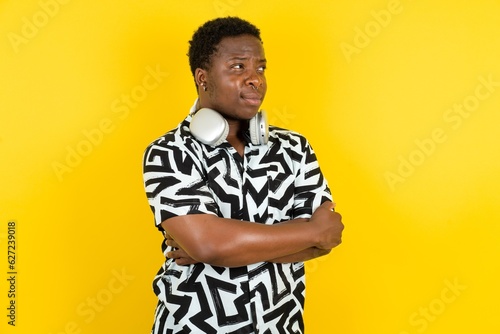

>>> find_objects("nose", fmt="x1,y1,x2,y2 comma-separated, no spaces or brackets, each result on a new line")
246,72,263,90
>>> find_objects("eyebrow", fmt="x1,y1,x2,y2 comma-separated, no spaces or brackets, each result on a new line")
227,56,267,63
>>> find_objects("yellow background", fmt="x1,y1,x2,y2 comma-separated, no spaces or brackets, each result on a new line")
1,0,499,333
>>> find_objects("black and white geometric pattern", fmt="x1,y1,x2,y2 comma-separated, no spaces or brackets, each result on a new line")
143,102,332,334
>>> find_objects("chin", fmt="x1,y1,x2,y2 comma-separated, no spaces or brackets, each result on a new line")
241,101,263,114
243,108,261,120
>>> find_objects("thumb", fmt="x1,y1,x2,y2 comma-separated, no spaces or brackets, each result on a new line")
321,201,336,211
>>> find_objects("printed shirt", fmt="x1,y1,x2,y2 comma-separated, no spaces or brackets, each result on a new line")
143,102,332,334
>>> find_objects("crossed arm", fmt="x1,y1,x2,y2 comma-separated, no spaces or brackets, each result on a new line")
162,201,344,267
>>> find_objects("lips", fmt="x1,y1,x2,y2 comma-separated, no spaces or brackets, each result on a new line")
241,92,262,106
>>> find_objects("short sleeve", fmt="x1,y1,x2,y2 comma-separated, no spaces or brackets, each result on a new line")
142,138,219,229
293,137,332,218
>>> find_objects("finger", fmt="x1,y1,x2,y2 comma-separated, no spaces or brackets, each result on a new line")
167,250,180,259
175,248,191,259
322,201,335,209
321,201,335,211
176,257,196,265
165,238,181,248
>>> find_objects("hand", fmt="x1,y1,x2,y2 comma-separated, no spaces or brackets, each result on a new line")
165,235,199,266
309,201,344,250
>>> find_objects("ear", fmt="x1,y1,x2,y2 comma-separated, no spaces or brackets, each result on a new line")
195,68,208,88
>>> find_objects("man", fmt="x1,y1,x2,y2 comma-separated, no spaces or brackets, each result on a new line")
143,17,344,334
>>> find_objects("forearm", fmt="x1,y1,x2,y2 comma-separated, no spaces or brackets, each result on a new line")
162,215,316,267
268,247,331,263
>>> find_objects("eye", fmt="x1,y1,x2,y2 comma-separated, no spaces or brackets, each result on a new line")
257,65,266,74
231,63,244,70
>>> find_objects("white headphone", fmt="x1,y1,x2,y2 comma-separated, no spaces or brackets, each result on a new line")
189,108,268,146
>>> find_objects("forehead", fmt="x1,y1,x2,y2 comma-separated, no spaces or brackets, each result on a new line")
213,35,265,60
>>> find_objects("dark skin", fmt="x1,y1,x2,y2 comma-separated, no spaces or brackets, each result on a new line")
163,34,344,267
195,34,267,156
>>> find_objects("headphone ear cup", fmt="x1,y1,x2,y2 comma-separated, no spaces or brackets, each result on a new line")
189,108,229,146
249,110,269,145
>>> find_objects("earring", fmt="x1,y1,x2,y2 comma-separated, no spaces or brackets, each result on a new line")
201,83,207,92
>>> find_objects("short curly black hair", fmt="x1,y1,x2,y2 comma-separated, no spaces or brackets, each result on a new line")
188,17,262,86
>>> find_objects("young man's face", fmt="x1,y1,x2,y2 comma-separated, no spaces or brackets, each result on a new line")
199,34,267,121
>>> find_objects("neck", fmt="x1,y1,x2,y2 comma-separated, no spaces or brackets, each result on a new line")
227,119,247,156
226,118,245,137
